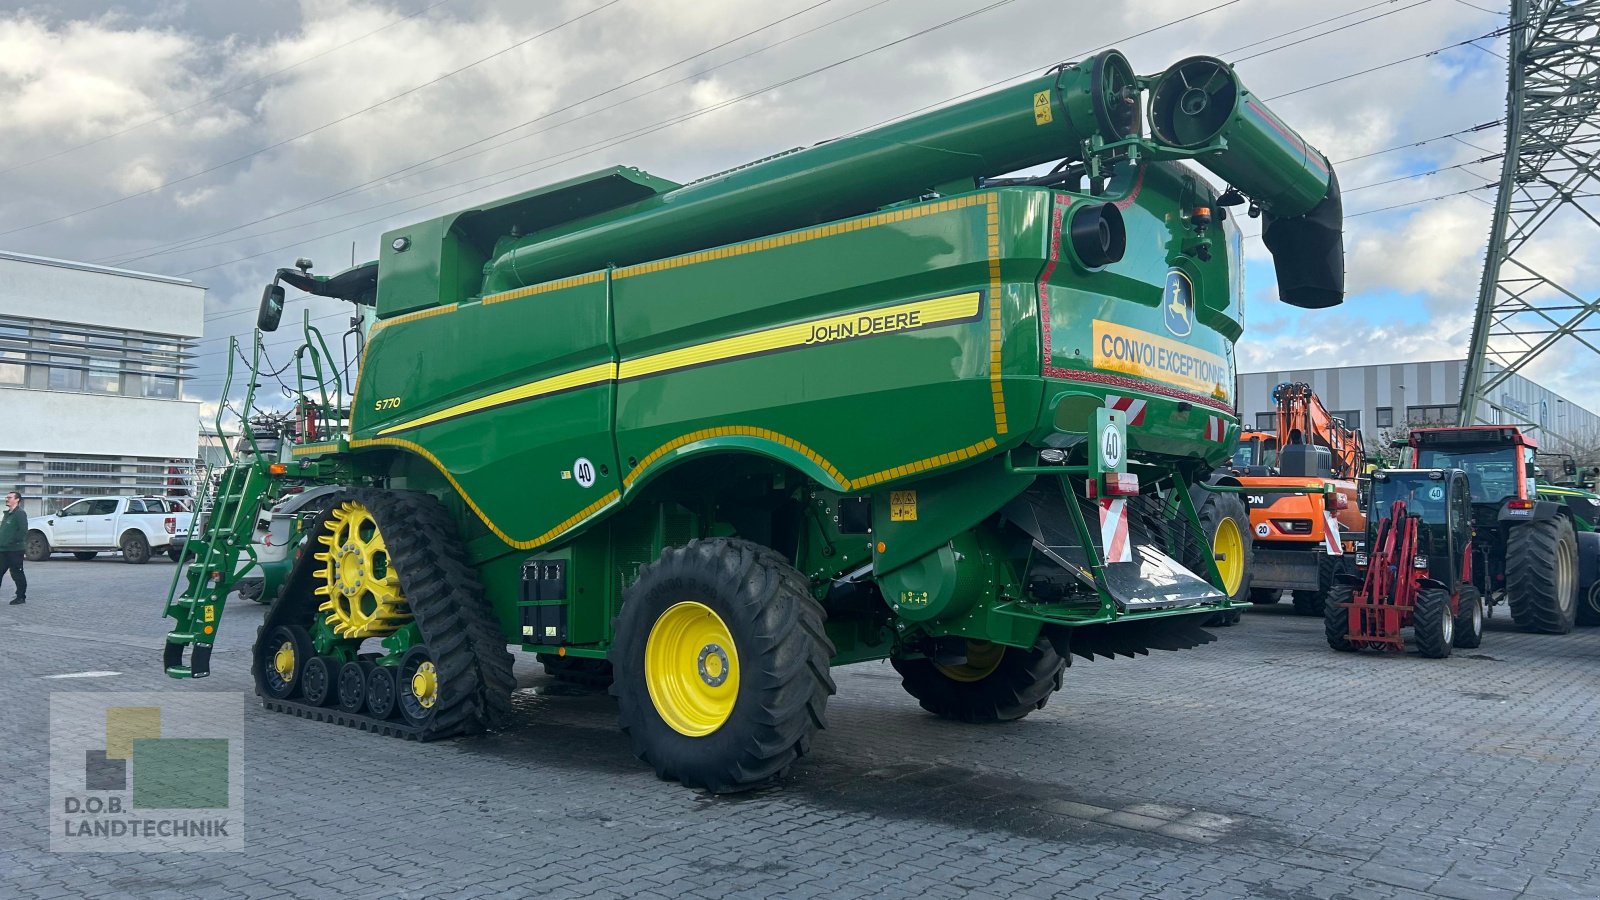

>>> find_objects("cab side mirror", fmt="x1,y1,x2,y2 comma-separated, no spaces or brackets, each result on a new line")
1526,462,1538,479
257,283,286,332
1564,459,1578,476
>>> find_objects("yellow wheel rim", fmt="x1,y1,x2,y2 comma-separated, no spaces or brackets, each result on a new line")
272,641,296,683
934,640,1005,683
410,661,438,710
1213,516,1245,596
644,601,740,737
313,500,412,639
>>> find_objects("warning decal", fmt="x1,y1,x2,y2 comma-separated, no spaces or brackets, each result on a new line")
1033,90,1053,126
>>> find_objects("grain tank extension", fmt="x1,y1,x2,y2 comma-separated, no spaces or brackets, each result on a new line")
164,50,1343,792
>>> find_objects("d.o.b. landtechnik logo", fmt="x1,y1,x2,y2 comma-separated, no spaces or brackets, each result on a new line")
49,692,243,852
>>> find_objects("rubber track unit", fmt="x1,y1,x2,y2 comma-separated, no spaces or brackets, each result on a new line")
611,537,836,793
255,488,515,741
261,697,424,739
1505,516,1577,634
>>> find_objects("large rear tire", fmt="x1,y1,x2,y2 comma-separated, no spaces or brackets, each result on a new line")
1575,531,1600,626
1505,516,1578,634
891,635,1066,723
611,538,835,793
1580,580,1600,628
1412,587,1454,659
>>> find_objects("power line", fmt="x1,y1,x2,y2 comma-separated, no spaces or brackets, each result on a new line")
1265,22,1515,100
1331,120,1503,164
1221,0,1416,55
1232,0,1434,63
169,0,1032,284
0,0,626,240
0,0,456,177
183,0,1032,333
1341,154,1502,192
149,0,1252,278
1239,182,1498,239
188,6,1502,336
102,0,876,268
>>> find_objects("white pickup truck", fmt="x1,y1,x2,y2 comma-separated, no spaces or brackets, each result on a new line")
25,495,193,564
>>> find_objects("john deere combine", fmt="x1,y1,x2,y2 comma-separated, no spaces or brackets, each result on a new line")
164,50,1344,791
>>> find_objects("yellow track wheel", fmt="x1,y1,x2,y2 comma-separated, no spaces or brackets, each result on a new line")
645,601,740,737
933,639,1006,683
410,661,438,709
273,641,297,684
313,500,412,639
1213,515,1245,597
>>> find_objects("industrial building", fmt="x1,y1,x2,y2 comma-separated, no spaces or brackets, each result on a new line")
1237,359,1600,455
0,250,204,516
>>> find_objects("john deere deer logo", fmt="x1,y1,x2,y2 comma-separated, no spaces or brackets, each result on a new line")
1164,270,1194,337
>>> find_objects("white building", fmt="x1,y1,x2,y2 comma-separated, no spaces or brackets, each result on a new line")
0,250,204,516
1237,359,1600,456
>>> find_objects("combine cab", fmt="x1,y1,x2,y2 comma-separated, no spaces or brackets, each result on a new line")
1326,468,1483,657
164,49,1345,792
1405,426,1580,633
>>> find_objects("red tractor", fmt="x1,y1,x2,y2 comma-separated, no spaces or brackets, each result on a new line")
1325,468,1485,658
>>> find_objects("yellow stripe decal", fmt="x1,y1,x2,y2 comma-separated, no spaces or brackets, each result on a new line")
612,193,994,280
618,292,982,381
370,303,457,334
291,442,341,457
623,428,996,494
986,198,1007,435
483,271,606,305
348,435,621,550
376,362,616,437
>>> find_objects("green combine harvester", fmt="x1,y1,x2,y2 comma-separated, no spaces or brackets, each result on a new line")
165,50,1344,791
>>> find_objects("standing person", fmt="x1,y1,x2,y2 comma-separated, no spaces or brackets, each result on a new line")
0,491,27,604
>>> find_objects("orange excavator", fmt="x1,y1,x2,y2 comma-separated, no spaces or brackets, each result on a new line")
1229,383,1366,615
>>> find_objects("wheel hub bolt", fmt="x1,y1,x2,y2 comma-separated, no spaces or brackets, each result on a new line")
696,643,730,687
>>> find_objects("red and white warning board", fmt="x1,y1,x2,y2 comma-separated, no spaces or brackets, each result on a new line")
1322,510,1343,555
1104,394,1147,426
1099,497,1132,563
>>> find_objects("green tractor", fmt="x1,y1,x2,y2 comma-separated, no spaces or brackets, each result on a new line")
1404,426,1587,632
1534,475,1600,625
165,49,1344,791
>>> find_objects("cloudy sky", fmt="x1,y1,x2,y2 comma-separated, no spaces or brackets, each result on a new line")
3,0,1586,408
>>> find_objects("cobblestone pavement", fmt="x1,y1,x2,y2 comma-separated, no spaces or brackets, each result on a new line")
4,560,1600,899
